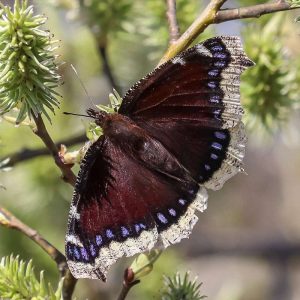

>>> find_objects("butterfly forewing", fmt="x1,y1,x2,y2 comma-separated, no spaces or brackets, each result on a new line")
120,36,253,189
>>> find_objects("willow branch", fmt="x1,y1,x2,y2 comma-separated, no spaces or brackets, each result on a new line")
166,0,180,44
215,1,299,23
0,206,77,300
0,207,65,268
159,0,227,65
117,281,139,300
159,0,299,65
98,45,119,90
1,133,86,168
32,114,76,186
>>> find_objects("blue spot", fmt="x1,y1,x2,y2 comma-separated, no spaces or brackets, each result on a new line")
211,153,218,160
215,131,227,140
213,52,227,59
210,94,221,103
214,60,226,68
80,247,89,261
179,198,186,206
157,213,168,224
188,188,196,195
135,224,140,233
96,235,102,246
139,223,147,230
211,45,224,52
106,229,114,239
208,69,219,77
205,164,211,171
212,142,222,150
214,109,221,116
121,226,130,237
168,208,176,217
74,247,80,260
207,81,217,89
90,244,96,257
67,245,73,256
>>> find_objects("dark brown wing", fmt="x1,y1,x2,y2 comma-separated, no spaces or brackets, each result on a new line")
119,36,253,189
66,136,207,280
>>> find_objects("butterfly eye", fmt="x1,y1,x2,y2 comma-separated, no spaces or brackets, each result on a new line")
104,119,112,127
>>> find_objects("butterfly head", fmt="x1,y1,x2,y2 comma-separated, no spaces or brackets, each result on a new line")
86,108,108,127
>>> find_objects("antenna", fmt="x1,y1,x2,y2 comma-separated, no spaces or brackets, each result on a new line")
63,112,91,118
71,64,96,107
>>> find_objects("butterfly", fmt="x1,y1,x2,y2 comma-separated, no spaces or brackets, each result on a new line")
65,36,254,281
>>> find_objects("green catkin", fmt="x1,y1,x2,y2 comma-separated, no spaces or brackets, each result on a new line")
0,0,62,123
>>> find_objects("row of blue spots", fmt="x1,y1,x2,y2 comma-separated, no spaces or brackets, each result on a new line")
97,222,148,243
211,131,227,152
210,41,228,61
207,42,224,87
156,206,179,225
200,130,228,178
207,41,230,105
68,244,91,262
68,222,151,262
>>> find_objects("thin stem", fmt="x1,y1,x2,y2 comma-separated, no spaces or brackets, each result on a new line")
159,0,227,65
99,45,118,89
31,113,76,186
1,133,87,168
215,1,298,23
166,0,180,44
117,281,140,300
0,206,77,300
158,0,299,65
117,268,140,300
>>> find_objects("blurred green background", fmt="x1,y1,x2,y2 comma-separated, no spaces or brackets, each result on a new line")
1,0,300,299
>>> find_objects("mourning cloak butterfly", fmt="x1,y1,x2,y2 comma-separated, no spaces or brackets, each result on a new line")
65,36,254,280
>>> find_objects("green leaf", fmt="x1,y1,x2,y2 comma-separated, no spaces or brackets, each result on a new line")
161,272,206,300
0,255,63,300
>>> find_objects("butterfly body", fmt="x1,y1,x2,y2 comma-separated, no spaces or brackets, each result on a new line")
88,109,196,188
66,36,254,280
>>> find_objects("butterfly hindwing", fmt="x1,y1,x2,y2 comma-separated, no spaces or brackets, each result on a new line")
66,136,207,280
